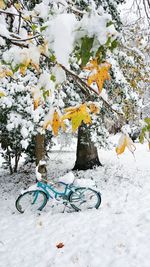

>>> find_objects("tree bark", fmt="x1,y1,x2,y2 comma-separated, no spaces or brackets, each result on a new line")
14,151,21,173
35,134,45,165
73,124,102,170
7,147,13,175
35,133,47,181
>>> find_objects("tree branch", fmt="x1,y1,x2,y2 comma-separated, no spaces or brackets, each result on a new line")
0,34,28,47
10,34,41,42
0,33,40,43
17,11,22,34
143,0,150,22
59,64,123,117
0,31,123,118
0,9,20,16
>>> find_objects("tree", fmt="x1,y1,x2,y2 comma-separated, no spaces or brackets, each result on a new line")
73,124,102,170
0,0,120,175
72,0,145,170
0,0,147,176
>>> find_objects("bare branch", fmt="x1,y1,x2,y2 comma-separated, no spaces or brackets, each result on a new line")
17,11,22,34
143,0,150,22
0,9,20,16
0,34,28,47
0,33,41,43
10,34,41,42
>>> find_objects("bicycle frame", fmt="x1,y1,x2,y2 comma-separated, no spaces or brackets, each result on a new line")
36,181,74,200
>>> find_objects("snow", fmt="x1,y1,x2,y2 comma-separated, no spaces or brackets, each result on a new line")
52,65,66,84
59,172,75,184
0,15,10,38
47,14,77,66
20,126,29,139
79,11,117,46
20,139,29,149
34,2,49,19
37,72,55,98
0,141,150,267
29,45,41,66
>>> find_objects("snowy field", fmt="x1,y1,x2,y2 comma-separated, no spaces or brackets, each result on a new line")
0,140,150,267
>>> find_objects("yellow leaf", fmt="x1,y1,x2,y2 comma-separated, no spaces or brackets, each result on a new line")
20,57,30,75
0,90,6,97
39,41,48,56
116,136,126,155
0,0,6,9
85,59,111,94
83,113,91,124
5,69,13,77
33,98,40,110
31,87,41,110
0,68,13,78
62,103,91,132
89,103,100,114
14,3,22,10
22,15,31,21
31,62,40,73
84,58,99,71
71,113,84,132
116,134,136,155
19,48,40,75
20,65,26,76
64,106,77,113
43,110,66,136
51,111,61,136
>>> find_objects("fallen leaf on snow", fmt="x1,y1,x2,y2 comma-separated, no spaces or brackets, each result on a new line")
56,242,64,249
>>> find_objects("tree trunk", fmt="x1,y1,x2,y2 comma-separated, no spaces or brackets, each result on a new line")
73,124,102,170
14,151,20,173
35,134,45,165
35,133,47,181
7,147,13,175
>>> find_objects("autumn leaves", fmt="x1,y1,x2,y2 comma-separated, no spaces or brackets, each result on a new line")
116,134,136,155
84,59,111,94
0,56,110,135
0,51,137,156
43,103,99,136
41,58,110,136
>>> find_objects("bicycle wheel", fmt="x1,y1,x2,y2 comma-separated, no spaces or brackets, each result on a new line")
15,190,48,213
69,187,101,211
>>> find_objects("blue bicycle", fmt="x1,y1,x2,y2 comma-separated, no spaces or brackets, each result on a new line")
15,178,101,213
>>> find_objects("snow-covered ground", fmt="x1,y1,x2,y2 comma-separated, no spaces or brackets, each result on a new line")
0,141,150,267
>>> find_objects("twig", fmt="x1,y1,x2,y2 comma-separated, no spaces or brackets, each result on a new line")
18,11,22,34
143,0,150,23
135,0,142,18
0,9,20,16
0,33,40,43
11,34,41,42
0,34,28,47
59,64,123,117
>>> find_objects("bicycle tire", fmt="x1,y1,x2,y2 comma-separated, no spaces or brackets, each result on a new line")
15,190,48,213
68,187,101,211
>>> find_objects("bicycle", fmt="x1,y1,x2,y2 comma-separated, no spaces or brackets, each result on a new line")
15,175,101,213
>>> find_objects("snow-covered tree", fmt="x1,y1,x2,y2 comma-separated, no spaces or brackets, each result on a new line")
71,0,146,169
0,0,120,172
0,0,147,173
